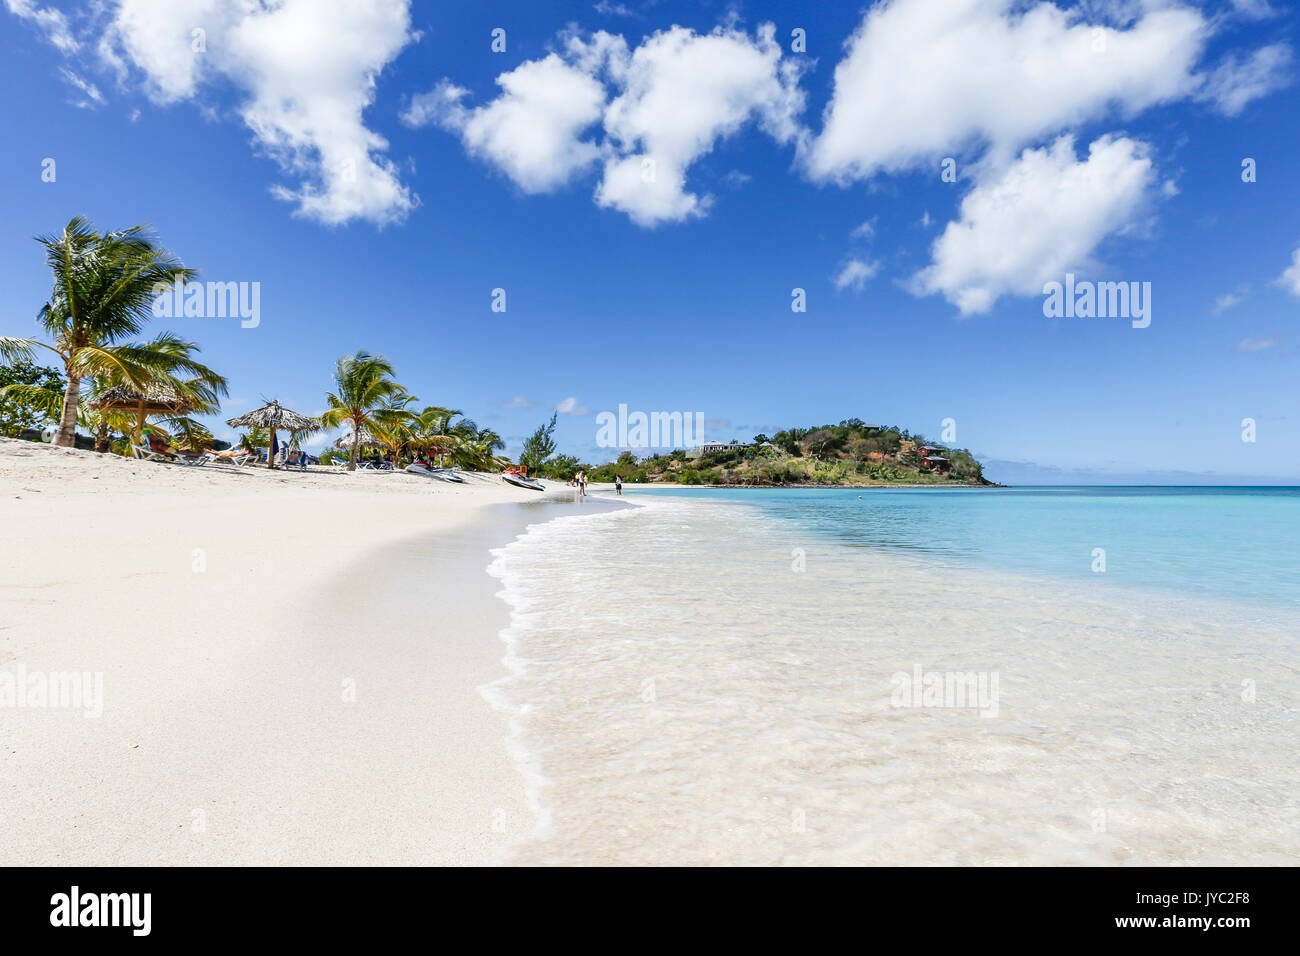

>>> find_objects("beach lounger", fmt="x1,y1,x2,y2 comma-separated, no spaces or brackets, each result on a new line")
204,448,256,466
132,444,207,466
131,444,171,462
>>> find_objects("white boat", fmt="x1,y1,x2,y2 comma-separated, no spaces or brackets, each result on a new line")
502,471,545,491
405,464,466,483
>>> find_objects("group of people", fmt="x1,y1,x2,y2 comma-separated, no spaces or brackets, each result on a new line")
568,471,624,496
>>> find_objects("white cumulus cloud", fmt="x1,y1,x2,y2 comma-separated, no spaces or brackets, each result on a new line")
911,134,1155,315
102,0,418,226
403,55,607,194
805,0,1208,183
595,22,804,226
412,22,805,227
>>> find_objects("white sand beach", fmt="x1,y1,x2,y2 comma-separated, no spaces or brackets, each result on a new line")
0,438,607,865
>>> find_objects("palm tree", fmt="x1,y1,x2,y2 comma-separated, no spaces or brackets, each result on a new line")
319,351,405,471
461,426,506,469
456,437,510,472
411,405,460,466
2,332,226,454
411,406,506,469
371,393,419,469
0,217,199,447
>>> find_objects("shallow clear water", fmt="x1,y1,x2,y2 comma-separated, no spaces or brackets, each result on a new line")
628,486,1300,609
486,489,1300,865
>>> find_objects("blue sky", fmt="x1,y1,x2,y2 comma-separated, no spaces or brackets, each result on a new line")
1,0,1297,482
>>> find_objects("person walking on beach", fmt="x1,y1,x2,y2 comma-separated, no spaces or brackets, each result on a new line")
615,475,622,495
577,470,587,497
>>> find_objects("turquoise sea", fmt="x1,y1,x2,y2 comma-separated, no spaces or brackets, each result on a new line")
487,485,1300,864
628,485,1300,609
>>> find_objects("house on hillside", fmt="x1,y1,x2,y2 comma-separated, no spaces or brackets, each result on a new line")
920,455,951,474
687,439,750,459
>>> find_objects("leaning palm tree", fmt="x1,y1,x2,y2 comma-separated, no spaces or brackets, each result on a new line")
0,217,199,447
455,437,511,472
319,351,405,471
453,425,506,470
412,405,501,468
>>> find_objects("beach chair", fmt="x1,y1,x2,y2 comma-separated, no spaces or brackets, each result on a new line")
132,444,207,466
203,447,256,466
131,443,171,462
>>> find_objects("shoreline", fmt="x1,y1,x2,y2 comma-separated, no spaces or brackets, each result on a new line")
479,494,630,861
624,482,1000,490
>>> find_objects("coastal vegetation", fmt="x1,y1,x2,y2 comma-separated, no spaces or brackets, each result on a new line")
0,360,63,437
530,419,989,486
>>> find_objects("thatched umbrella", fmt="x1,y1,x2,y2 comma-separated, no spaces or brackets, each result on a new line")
91,384,193,445
336,426,384,449
337,425,391,467
226,400,317,469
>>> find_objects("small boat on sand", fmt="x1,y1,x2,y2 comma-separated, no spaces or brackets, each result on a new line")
502,469,545,491
405,464,466,483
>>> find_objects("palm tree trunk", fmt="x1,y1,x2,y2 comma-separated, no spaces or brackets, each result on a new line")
55,370,80,447
348,429,359,472
133,402,146,446
94,419,110,454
